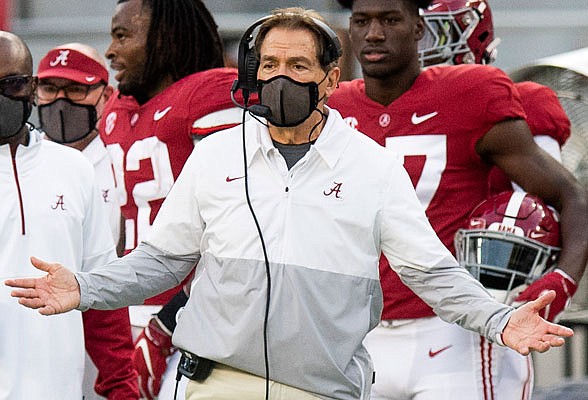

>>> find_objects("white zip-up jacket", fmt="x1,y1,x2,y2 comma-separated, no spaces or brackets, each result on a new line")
77,108,513,400
0,128,116,400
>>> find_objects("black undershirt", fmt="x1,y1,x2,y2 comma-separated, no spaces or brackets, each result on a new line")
272,140,314,170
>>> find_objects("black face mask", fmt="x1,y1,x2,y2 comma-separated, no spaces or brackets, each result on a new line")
38,98,98,144
256,74,326,127
0,94,31,139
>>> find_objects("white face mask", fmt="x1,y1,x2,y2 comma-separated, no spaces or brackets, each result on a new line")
0,94,30,138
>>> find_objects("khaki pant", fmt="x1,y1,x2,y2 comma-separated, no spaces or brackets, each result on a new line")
185,363,323,400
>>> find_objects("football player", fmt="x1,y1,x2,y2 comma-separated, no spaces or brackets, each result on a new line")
328,0,588,399
417,0,571,195
99,0,246,399
419,2,573,397
0,31,122,400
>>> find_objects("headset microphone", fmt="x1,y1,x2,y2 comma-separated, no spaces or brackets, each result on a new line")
247,104,272,119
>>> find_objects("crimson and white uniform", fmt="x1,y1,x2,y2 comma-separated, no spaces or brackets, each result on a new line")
0,128,117,399
329,64,531,400
98,67,244,398
488,81,570,195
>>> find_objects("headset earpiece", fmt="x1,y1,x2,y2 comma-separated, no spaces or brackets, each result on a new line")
312,18,343,67
236,16,271,101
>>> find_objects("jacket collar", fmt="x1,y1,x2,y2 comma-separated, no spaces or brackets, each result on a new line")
244,106,352,170
0,126,44,172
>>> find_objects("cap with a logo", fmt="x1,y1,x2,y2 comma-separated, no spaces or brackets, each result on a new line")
37,48,109,85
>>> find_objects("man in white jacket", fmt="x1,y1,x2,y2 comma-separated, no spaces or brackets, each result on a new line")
0,31,119,400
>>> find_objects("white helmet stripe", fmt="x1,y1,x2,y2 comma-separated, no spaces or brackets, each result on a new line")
501,191,526,226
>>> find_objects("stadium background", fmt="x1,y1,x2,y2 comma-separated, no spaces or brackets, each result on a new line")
3,0,588,395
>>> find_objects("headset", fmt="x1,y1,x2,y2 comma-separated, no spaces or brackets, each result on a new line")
232,14,343,107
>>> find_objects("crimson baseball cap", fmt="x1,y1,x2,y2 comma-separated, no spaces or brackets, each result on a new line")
37,48,109,85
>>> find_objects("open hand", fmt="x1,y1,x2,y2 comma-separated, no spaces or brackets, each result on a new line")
4,256,80,315
502,290,573,355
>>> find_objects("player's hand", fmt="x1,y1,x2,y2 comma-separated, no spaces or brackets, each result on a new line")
133,317,176,399
513,270,577,322
502,290,573,356
4,256,80,314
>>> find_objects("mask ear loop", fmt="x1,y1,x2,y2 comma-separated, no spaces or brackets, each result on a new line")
308,109,326,143
92,84,108,130
92,84,107,107
307,71,331,143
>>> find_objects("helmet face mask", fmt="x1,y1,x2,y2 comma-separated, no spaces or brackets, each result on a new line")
454,191,561,303
418,0,501,67
455,229,559,291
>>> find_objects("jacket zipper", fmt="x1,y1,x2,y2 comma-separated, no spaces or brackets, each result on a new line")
11,153,26,235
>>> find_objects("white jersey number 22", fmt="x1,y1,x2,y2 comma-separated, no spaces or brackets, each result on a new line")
107,137,175,250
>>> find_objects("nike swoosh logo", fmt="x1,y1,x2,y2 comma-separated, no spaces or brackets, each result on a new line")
135,337,155,377
154,106,172,121
85,76,97,82
411,111,438,125
428,345,453,358
226,176,245,182
529,231,546,239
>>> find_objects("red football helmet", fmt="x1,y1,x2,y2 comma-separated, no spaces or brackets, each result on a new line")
418,0,501,67
454,191,561,300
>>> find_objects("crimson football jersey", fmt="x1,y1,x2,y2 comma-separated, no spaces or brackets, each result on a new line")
328,64,526,319
488,81,571,194
99,67,243,305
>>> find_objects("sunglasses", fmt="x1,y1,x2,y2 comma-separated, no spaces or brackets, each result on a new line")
0,75,34,98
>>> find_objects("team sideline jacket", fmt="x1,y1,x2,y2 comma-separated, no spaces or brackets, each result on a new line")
0,128,116,399
77,108,513,400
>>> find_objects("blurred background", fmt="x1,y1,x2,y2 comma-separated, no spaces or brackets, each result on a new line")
3,0,588,396
3,0,588,79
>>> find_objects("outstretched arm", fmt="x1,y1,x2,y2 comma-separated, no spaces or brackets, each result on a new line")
502,290,574,355
5,256,80,315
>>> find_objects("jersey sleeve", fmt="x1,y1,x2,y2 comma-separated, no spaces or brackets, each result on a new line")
187,68,245,138
477,66,526,125
515,81,571,146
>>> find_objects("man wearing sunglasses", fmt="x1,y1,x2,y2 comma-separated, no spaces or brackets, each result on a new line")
35,43,140,400
0,31,126,399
